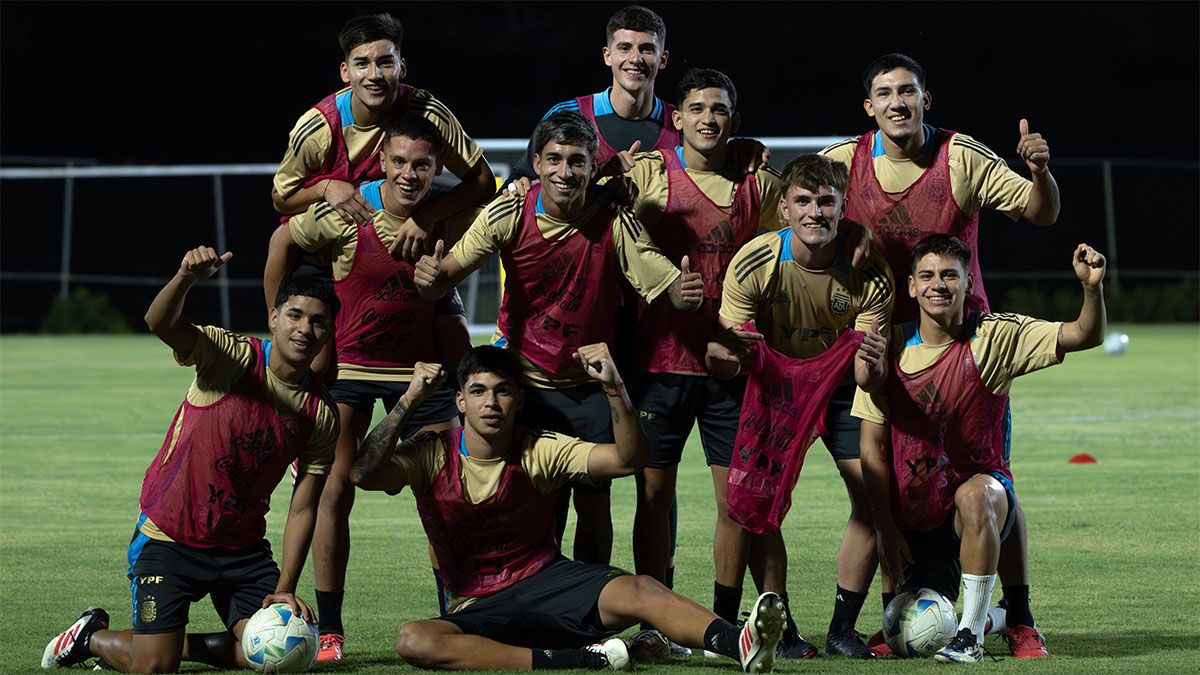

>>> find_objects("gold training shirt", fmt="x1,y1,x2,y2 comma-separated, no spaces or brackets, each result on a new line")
719,228,894,360
852,313,1063,424
274,86,484,199
140,326,338,542
820,129,1032,220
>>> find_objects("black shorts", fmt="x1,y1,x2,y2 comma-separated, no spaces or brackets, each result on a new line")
632,371,743,468
820,384,861,461
440,559,629,649
328,378,458,435
127,525,278,634
898,472,1018,600
519,383,612,495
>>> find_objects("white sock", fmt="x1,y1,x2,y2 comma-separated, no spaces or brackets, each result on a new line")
957,573,997,644
986,607,1007,635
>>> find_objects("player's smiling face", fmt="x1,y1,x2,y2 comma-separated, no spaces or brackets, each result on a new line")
340,39,406,112
533,142,594,213
603,29,668,95
380,135,440,210
864,68,931,145
269,296,333,366
781,183,844,248
910,253,972,321
674,87,738,154
457,371,524,441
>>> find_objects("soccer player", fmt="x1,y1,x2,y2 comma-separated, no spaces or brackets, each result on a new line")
263,114,473,658
350,343,785,672
273,12,493,262
707,154,892,658
621,66,799,653
41,247,339,672
820,53,1059,656
415,110,702,566
505,5,678,188
857,235,1106,663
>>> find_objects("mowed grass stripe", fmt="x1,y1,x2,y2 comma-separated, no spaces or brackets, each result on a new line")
1,325,1197,673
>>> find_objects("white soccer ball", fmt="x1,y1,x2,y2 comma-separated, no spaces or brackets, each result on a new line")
1103,332,1129,355
241,603,318,673
883,588,958,657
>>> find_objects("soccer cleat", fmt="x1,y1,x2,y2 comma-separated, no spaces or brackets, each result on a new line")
627,630,671,663
825,628,874,658
866,629,893,657
775,627,819,659
1003,624,1048,658
933,628,984,664
317,633,345,661
738,592,785,672
668,639,692,657
42,608,109,669
583,638,632,671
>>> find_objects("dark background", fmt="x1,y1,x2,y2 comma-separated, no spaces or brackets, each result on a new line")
2,1,1197,331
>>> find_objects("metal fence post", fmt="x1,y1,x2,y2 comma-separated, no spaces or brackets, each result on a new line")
212,175,232,327
59,163,75,298
1101,160,1120,295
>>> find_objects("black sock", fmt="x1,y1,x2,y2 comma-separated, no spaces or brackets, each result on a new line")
1002,584,1034,628
882,591,897,613
779,592,799,634
532,648,589,669
434,569,448,616
828,586,867,634
315,590,344,635
703,618,742,660
713,582,743,624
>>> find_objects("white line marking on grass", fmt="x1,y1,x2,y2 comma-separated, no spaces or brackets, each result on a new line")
1,432,162,441
1020,412,1198,423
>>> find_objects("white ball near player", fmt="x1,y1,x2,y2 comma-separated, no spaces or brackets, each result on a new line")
242,603,318,673
883,588,958,657
1104,332,1129,355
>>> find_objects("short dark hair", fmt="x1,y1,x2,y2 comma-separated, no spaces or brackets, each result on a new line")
338,13,403,59
778,154,849,195
911,234,972,272
532,110,599,158
676,67,737,111
383,114,445,157
605,5,666,45
274,274,340,319
457,346,524,389
862,53,926,95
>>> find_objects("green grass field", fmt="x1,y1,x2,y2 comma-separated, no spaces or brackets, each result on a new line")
2,324,1198,673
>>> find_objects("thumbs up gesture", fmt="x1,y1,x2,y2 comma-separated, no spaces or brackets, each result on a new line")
669,255,705,313
1016,118,1051,175
598,139,642,178
413,239,445,298
180,246,232,282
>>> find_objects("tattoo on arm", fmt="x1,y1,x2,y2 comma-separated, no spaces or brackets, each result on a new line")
350,401,409,482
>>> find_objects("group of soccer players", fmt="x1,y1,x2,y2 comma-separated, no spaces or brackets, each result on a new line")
42,5,1110,672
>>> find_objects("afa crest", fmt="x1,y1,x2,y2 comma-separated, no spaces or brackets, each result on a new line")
831,292,851,316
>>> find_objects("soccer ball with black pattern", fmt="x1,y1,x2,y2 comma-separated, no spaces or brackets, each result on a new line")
882,588,958,657
241,603,319,673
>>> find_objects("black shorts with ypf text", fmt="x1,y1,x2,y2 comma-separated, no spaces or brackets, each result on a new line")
328,378,458,436
518,382,613,495
439,559,629,648
632,370,744,468
127,517,278,634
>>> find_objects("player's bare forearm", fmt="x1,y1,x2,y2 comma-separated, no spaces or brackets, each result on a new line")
411,159,495,230
271,183,325,216
263,225,300,314
145,271,201,355
606,383,648,478
1059,285,1106,353
276,471,324,594
350,398,418,490
1022,170,1060,226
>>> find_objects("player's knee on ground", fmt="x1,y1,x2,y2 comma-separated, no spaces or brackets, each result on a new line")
954,479,1003,532
130,651,182,674
395,622,444,668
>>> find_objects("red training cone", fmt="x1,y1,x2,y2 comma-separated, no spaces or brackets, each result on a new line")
1068,453,1098,464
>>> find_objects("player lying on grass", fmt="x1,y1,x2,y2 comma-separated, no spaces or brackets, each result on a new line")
42,247,339,672
350,344,784,672
857,235,1106,663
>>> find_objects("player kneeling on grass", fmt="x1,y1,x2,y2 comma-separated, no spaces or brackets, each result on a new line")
857,235,1106,663
42,247,339,672
350,344,784,671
